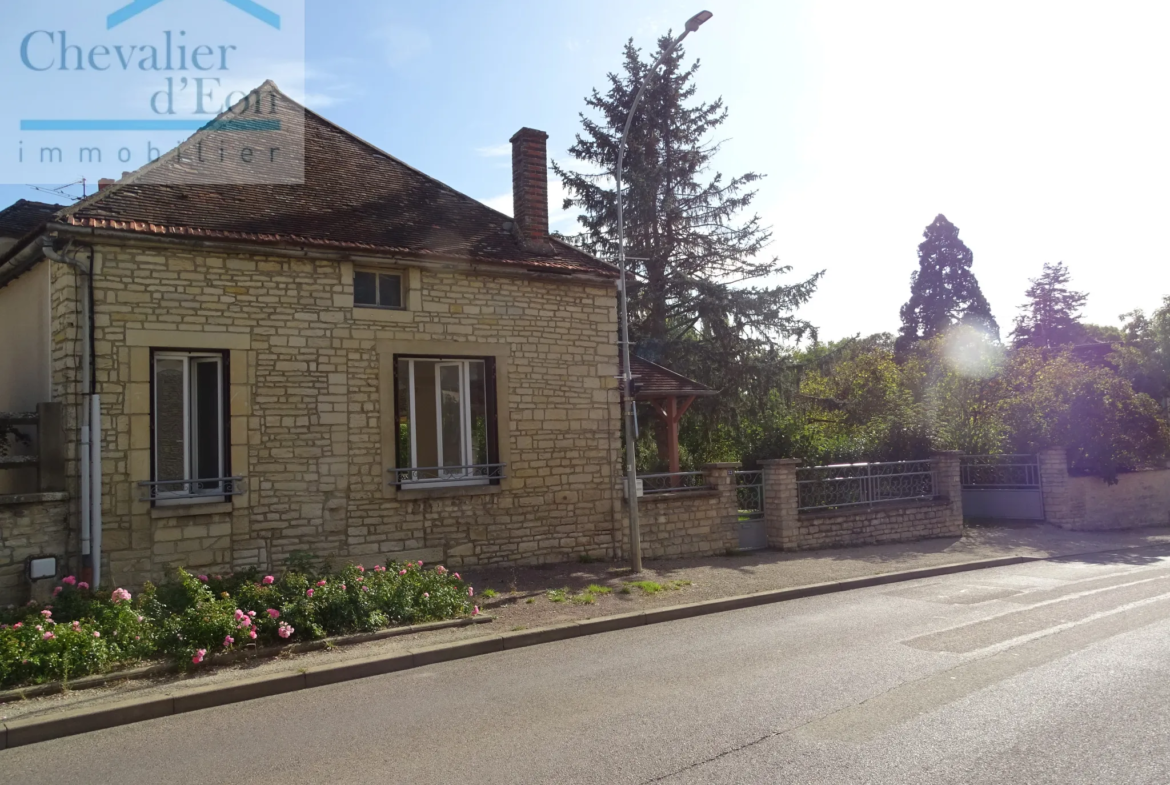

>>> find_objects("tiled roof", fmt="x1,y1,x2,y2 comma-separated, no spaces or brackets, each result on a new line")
57,84,615,279
631,356,717,399
0,200,61,240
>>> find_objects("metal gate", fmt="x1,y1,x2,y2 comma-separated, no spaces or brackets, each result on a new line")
734,470,767,549
960,454,1045,520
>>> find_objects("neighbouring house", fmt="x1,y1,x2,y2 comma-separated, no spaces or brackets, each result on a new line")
0,85,627,599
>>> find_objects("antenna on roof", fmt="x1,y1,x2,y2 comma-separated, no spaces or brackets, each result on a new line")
26,178,88,203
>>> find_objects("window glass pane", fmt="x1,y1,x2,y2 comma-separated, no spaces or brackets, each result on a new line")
379,274,403,308
191,359,221,488
439,364,464,469
412,361,439,469
354,271,377,305
469,361,488,468
396,359,412,470
154,358,186,486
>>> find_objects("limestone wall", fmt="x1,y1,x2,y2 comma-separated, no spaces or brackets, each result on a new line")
626,464,740,559
0,493,69,602
763,453,964,551
43,241,622,590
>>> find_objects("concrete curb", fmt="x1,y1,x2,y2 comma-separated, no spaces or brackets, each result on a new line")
2,549,1140,751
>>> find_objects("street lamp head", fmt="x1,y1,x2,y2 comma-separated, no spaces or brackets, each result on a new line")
685,10,713,32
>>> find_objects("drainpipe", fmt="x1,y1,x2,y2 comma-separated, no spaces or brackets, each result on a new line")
42,239,100,585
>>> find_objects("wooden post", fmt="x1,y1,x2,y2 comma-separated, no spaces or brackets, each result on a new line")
667,396,680,481
37,402,65,493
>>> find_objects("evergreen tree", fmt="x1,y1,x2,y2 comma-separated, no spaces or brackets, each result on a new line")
553,36,821,462
895,215,998,356
1010,262,1088,349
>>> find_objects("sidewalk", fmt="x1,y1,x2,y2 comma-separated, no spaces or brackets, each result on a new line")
3,522,1168,726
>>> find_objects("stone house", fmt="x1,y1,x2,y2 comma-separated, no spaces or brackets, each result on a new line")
0,89,625,597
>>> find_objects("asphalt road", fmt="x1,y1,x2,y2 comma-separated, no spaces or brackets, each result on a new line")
6,546,1170,784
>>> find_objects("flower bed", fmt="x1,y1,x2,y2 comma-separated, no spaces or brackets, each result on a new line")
0,561,477,690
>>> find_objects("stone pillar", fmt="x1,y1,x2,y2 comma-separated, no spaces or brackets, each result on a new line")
1038,447,1078,528
761,459,800,550
930,451,964,534
702,462,741,553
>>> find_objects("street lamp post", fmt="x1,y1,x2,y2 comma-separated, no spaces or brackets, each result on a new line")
617,10,713,573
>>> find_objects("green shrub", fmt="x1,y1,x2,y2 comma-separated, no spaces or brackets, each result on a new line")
0,560,476,690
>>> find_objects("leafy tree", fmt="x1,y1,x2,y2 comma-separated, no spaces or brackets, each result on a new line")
554,35,821,464
895,215,998,356
1113,297,1170,404
999,349,1170,482
1010,262,1088,349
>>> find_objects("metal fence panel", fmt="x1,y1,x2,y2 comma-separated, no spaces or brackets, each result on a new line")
734,470,767,550
796,460,935,511
637,471,707,494
960,454,1040,489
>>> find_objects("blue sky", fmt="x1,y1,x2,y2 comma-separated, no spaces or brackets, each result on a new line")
4,0,1169,340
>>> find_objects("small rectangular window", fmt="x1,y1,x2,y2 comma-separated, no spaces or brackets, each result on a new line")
152,351,228,503
355,269,405,309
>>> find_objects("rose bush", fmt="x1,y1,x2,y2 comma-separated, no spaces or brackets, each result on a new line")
0,560,473,689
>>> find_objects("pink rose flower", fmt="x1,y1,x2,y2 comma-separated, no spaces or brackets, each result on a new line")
468,587,474,597
93,631,100,638
234,609,245,621
223,635,234,647
316,580,326,587
52,586,63,597
340,584,346,591
418,561,424,567
238,616,252,628
61,575,77,586
43,631,56,640
267,608,280,619
78,582,89,590
262,575,275,585
472,606,480,616
454,573,461,580
198,575,209,582
357,565,365,572
13,622,22,629
249,630,257,639
192,648,206,664
362,586,370,592
423,592,430,599
71,620,81,630
398,569,407,576
111,588,132,603
41,609,52,617
278,622,294,639
306,589,314,598
436,565,447,574
248,610,256,617
138,615,144,623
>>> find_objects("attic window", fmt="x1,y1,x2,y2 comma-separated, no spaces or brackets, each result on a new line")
354,269,404,309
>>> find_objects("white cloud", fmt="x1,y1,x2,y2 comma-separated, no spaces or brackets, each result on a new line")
479,179,575,227
476,143,512,158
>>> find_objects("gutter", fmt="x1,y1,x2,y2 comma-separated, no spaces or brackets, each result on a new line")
40,239,102,588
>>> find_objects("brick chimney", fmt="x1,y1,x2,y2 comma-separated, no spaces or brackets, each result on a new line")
98,178,115,191
510,127,553,254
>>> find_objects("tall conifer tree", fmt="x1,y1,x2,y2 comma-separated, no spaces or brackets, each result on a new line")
1010,262,1088,349
554,36,820,457
895,214,998,356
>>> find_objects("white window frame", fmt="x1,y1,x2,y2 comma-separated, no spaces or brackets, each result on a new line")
152,351,227,505
403,358,488,489
354,268,406,310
